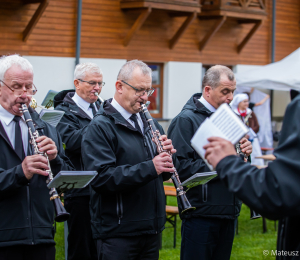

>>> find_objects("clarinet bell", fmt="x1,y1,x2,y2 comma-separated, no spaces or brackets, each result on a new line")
53,198,70,222
179,194,196,214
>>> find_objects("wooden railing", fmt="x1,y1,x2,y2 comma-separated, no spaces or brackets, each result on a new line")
121,0,200,6
201,0,266,14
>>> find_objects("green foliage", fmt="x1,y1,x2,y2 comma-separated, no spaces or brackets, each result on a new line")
55,203,277,260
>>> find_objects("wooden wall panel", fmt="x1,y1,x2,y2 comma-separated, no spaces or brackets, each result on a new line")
0,0,76,57
0,0,299,65
275,0,300,61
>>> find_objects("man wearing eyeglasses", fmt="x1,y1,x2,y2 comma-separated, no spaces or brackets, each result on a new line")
0,54,74,260
54,62,104,260
81,60,176,260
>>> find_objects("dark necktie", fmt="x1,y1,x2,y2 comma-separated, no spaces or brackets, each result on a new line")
89,103,97,117
130,114,143,134
13,116,25,160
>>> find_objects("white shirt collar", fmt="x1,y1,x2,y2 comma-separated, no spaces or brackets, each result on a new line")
0,105,24,125
199,95,217,112
111,98,132,121
72,92,92,112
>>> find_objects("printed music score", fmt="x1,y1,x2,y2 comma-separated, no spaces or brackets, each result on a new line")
191,103,249,171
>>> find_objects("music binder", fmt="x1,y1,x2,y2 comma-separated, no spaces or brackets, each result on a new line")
39,109,65,127
47,171,97,190
181,171,218,189
41,90,58,108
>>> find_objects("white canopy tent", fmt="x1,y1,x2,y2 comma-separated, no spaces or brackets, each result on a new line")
235,47,300,91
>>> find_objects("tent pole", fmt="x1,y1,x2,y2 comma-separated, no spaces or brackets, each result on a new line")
270,0,276,118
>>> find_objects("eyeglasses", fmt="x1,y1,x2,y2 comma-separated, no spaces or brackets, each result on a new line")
0,80,37,97
78,79,105,88
121,80,155,97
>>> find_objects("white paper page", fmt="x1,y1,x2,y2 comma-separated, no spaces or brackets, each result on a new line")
210,104,249,144
191,104,249,170
39,109,65,127
191,118,227,171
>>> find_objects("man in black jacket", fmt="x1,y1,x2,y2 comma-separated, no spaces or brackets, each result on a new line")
82,60,176,260
54,62,103,260
204,94,300,260
168,65,252,260
0,55,74,260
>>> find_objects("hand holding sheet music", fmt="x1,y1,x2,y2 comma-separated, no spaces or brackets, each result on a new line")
191,103,249,170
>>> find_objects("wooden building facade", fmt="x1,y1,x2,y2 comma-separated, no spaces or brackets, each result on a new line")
1,0,299,64
0,0,299,119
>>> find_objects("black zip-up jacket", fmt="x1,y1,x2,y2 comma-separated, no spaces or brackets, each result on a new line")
215,94,300,260
54,90,102,199
81,99,171,239
0,107,74,247
168,93,242,219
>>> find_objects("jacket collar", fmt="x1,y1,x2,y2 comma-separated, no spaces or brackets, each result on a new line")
63,92,102,120
0,121,13,149
99,99,149,134
0,106,45,159
182,93,213,117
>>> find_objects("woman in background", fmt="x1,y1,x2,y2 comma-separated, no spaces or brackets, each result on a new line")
231,93,264,166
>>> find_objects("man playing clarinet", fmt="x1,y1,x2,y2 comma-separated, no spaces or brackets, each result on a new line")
54,62,103,260
82,60,176,260
0,54,73,260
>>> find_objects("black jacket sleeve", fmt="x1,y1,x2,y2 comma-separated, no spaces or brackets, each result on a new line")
0,165,29,194
56,110,88,154
216,98,300,220
49,128,75,175
168,115,210,181
82,123,158,193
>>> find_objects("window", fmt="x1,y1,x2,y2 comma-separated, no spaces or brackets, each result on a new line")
147,63,164,118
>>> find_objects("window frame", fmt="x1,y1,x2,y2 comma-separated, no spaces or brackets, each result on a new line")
147,62,164,119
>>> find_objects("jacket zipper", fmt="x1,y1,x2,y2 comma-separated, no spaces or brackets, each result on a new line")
27,185,34,244
116,193,123,225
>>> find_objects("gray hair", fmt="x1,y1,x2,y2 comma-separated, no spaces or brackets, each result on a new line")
202,65,235,89
74,62,103,80
0,55,34,85
117,60,152,81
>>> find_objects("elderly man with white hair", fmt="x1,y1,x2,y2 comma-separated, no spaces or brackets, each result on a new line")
54,62,104,260
0,55,74,260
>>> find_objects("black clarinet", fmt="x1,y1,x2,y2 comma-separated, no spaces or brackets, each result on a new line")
21,104,70,222
141,103,195,214
235,117,261,220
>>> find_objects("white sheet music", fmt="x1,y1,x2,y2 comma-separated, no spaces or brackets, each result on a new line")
191,103,249,170
39,109,65,127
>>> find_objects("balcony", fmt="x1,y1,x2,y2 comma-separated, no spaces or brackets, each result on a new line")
201,0,267,17
199,0,267,53
120,0,201,48
121,0,201,12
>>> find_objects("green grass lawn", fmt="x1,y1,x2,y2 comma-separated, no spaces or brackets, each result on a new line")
55,201,277,260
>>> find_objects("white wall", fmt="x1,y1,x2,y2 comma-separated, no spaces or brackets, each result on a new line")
24,56,75,105
23,56,127,106
163,61,202,119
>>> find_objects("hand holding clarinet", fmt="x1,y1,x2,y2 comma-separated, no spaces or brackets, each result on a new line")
152,135,177,175
141,102,195,214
